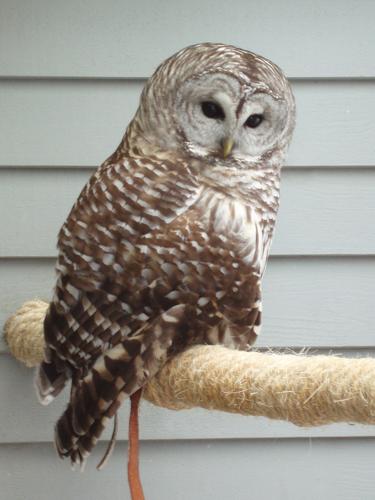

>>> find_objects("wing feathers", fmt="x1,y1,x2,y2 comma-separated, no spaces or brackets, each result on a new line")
55,305,187,467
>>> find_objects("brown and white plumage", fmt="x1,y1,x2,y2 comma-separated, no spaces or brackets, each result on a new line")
35,43,295,467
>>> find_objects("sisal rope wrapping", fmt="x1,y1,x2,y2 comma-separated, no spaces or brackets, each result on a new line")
4,300,49,367
4,300,375,426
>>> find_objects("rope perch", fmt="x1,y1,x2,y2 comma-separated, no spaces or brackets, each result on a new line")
4,300,375,427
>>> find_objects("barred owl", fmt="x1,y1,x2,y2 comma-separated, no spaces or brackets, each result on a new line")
35,43,295,468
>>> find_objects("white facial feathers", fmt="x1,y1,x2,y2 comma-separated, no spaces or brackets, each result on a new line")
175,73,240,157
174,71,292,161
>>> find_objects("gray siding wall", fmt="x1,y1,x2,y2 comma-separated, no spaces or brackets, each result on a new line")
1,1,374,498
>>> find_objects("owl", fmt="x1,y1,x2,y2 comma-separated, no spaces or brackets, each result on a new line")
35,43,295,469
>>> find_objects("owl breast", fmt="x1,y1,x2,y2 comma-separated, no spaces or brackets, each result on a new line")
195,187,265,273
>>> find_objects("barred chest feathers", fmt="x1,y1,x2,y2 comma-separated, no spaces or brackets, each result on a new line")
196,166,280,275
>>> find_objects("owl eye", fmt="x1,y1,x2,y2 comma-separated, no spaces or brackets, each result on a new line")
201,101,225,120
245,114,264,128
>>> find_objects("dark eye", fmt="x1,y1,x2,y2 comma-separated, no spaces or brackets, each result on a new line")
245,114,264,128
201,101,225,120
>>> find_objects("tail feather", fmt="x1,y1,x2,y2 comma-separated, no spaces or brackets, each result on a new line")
54,305,187,467
54,339,148,467
35,355,70,405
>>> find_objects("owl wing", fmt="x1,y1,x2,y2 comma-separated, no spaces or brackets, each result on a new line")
37,154,200,391
35,154,206,463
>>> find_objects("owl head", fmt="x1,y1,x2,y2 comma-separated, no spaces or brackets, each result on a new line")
132,43,295,166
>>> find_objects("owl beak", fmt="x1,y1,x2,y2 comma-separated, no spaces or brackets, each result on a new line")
221,137,234,158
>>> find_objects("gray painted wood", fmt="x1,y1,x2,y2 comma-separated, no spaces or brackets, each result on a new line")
2,256,375,352
1,167,374,257
1,0,374,78
1,439,375,500
1,353,375,445
1,79,374,167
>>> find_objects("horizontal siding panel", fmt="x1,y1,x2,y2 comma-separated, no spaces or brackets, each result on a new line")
1,79,374,167
1,257,375,352
0,0,374,78
1,168,374,257
1,439,375,500
2,353,375,444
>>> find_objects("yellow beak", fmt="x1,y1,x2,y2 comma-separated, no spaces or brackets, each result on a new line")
222,137,234,158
